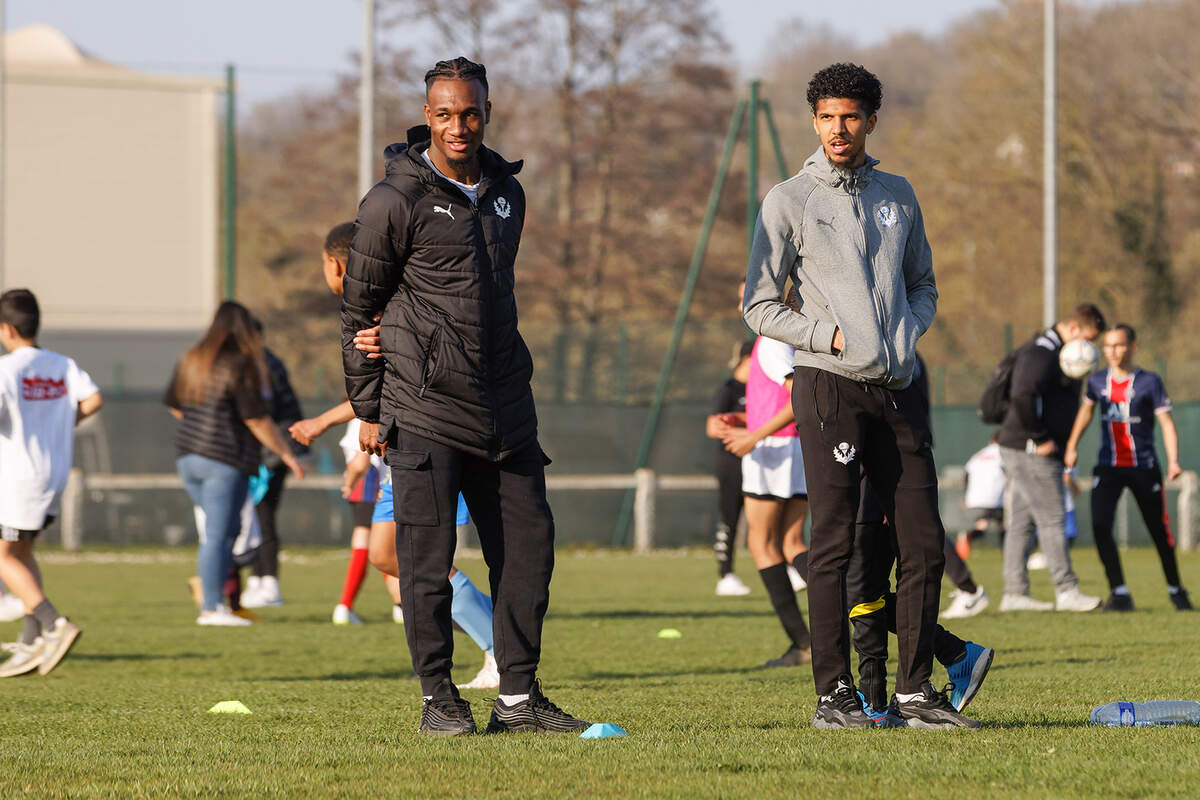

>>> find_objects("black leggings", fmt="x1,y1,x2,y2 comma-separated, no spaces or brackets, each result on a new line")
1091,466,1181,590
715,461,743,576
252,467,288,578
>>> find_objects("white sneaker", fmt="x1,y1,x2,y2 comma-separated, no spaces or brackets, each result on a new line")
941,586,990,619
197,606,253,626
0,593,25,622
999,593,1054,612
716,573,751,596
239,576,262,608
787,566,808,592
332,604,363,625
244,576,283,608
0,638,44,677
457,650,499,690
1055,587,1101,612
1026,551,1049,570
392,605,404,624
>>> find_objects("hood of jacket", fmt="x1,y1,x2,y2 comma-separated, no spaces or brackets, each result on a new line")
801,146,880,192
381,125,523,196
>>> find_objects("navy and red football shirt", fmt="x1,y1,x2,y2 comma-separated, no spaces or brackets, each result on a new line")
1084,368,1171,469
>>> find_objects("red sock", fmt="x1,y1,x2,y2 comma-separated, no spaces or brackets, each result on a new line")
340,548,370,608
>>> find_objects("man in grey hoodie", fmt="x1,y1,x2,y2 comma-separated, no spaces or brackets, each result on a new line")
743,63,978,729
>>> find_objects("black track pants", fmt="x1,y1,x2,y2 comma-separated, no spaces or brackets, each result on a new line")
1091,466,1181,591
792,367,946,696
390,428,555,696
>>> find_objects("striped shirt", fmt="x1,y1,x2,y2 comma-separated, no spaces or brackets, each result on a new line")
1083,368,1171,469
164,354,268,475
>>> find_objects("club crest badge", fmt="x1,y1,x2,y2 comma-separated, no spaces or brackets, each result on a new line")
494,196,512,219
833,442,857,465
877,205,897,228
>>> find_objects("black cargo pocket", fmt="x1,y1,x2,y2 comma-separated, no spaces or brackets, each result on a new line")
387,450,439,527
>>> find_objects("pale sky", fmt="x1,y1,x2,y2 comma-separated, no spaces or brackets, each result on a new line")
5,0,1135,108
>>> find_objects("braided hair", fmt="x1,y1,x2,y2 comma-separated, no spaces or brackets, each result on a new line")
424,57,488,98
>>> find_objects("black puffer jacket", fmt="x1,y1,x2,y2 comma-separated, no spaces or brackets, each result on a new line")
341,126,536,461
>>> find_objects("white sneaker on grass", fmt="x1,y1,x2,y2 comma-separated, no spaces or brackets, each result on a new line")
1026,551,1048,570
788,566,808,592
715,573,751,596
999,593,1053,612
243,576,282,608
332,604,363,625
240,576,262,608
38,618,82,675
0,638,43,677
457,651,499,690
197,606,252,626
941,586,990,619
1055,587,1101,612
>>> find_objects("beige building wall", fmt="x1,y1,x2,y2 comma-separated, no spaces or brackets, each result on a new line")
2,25,223,331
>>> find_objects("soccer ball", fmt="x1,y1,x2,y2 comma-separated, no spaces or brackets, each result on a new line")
1059,339,1099,378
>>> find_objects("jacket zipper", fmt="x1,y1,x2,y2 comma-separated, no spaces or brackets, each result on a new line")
470,194,503,453
851,185,894,381
419,326,443,398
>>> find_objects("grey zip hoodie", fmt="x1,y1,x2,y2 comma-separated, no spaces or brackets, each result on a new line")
742,147,937,389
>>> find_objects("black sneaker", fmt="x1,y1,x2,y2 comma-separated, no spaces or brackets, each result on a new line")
419,678,476,736
1102,593,1135,612
812,679,875,729
485,680,590,733
894,683,982,729
763,645,811,668
1170,588,1193,611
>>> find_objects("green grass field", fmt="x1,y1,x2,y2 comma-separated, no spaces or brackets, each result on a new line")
2,546,1199,798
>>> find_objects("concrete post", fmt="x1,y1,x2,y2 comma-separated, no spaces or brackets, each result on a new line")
633,468,656,554
61,468,84,551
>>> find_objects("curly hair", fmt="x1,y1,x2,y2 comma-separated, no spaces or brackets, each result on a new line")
424,56,488,99
806,63,883,117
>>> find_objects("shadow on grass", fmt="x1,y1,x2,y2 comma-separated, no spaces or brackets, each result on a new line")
262,670,418,682
72,652,215,662
990,656,1114,671
549,609,776,620
585,664,776,680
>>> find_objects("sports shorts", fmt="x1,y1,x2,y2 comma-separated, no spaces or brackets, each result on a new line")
372,476,470,527
1,516,57,543
350,500,374,528
742,436,807,500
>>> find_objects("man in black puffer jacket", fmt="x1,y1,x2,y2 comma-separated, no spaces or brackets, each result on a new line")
341,57,589,736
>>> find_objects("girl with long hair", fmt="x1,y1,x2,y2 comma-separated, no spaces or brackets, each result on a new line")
164,302,303,625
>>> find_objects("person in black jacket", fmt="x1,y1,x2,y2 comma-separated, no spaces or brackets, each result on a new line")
341,57,589,736
997,303,1105,613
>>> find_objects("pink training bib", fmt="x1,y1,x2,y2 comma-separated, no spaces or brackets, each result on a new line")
745,337,797,438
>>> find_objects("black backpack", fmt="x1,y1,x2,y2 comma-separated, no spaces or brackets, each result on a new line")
978,349,1019,424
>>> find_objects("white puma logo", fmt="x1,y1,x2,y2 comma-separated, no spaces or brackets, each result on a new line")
433,203,454,221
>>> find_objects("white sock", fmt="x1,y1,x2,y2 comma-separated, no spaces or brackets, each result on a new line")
1168,585,1181,595
895,691,923,703
498,693,529,705
1114,585,1130,596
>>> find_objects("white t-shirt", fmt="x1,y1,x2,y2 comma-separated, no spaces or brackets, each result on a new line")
338,418,383,470
0,347,99,529
422,149,479,204
964,442,1006,510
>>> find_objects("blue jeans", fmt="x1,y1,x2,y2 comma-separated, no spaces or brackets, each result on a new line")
178,454,249,612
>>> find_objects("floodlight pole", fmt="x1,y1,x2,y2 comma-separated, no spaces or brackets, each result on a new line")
358,0,375,201
223,64,237,300
1043,0,1057,328
746,80,759,259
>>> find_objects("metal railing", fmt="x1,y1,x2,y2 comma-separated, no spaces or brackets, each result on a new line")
58,468,1198,554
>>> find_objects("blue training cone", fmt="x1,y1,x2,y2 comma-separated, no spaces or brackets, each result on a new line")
580,723,628,739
